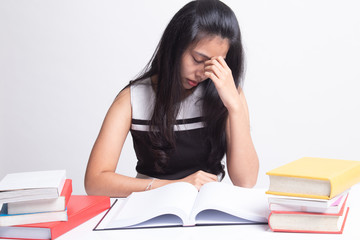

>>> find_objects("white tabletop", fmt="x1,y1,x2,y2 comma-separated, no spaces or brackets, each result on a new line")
55,183,360,240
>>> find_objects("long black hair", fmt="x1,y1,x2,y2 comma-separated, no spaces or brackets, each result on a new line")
127,0,244,179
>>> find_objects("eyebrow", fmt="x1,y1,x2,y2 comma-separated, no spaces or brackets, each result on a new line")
194,51,211,60
193,51,226,60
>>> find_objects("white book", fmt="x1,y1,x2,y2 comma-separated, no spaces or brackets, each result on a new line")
267,189,349,211
94,182,269,230
0,170,66,204
7,197,66,215
6,179,72,215
269,192,348,214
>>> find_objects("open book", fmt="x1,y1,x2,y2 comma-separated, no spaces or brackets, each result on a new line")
94,182,269,230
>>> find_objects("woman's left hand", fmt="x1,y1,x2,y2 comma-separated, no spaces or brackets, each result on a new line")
204,56,241,112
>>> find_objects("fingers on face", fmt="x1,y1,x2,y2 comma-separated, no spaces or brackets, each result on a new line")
205,65,221,81
217,56,229,70
204,56,230,82
205,56,228,69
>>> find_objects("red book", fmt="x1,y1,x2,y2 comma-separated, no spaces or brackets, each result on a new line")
268,194,349,234
0,195,110,239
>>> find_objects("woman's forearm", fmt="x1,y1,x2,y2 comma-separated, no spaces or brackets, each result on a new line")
84,168,219,197
84,170,173,198
226,94,259,188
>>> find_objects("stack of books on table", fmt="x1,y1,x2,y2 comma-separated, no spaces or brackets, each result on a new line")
265,157,360,234
0,170,110,239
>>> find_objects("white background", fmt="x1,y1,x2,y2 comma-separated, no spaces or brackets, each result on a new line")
1,0,359,194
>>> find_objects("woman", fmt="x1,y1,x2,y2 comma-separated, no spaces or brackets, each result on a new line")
85,0,258,197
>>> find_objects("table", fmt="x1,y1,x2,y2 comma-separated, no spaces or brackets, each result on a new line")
56,183,360,240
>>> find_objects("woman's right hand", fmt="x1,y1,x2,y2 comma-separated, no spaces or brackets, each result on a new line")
180,170,218,190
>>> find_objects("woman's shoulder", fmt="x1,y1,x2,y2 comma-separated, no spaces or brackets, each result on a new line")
113,86,131,112
130,77,152,90
129,77,155,102
128,77,156,120
114,78,152,102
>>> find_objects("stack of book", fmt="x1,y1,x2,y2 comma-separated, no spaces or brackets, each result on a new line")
265,157,360,234
0,170,110,239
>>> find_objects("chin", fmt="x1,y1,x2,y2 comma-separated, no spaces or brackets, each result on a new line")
181,81,192,90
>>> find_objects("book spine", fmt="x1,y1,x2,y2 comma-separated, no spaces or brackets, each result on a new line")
330,164,360,199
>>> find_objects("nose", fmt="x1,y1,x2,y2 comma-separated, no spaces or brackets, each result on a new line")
195,66,206,81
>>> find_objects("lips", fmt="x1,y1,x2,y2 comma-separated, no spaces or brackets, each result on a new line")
187,79,198,87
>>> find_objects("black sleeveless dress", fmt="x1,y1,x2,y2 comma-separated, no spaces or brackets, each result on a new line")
130,78,212,180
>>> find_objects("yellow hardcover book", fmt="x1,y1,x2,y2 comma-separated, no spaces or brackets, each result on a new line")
266,157,360,200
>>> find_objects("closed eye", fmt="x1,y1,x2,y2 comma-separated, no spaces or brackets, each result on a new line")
192,56,204,64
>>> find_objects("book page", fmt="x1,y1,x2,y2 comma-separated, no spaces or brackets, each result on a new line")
190,182,269,224
97,182,198,229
